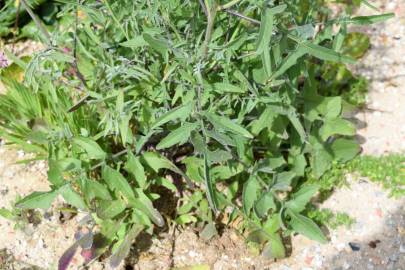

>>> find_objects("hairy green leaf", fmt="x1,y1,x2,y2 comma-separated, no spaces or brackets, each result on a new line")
151,104,193,130
242,176,260,215
256,7,274,55
288,210,327,244
286,185,319,213
110,225,144,268
16,190,58,210
97,199,126,219
125,151,147,189
73,137,106,160
204,112,253,138
320,118,356,141
59,185,87,210
102,166,135,200
262,233,286,259
204,152,218,213
346,13,394,25
302,42,356,64
156,122,197,150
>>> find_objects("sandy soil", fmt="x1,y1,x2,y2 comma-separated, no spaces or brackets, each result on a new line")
0,1,404,269
352,1,405,155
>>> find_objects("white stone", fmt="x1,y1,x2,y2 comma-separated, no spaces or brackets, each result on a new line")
400,244,405,253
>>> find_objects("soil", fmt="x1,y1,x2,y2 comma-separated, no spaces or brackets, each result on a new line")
0,1,404,269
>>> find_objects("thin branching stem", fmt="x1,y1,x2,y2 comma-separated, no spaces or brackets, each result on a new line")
73,0,79,59
14,1,20,34
198,0,208,17
217,0,243,10
224,9,260,25
102,0,130,41
20,0,52,46
201,2,218,58
90,149,129,170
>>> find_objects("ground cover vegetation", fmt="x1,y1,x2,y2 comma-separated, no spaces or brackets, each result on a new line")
0,0,394,268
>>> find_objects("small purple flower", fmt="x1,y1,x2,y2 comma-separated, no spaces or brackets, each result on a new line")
0,51,9,68
63,47,71,54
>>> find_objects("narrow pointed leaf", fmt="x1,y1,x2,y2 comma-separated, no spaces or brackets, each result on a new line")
288,210,328,244
102,166,135,200
256,7,274,55
84,180,112,201
125,151,147,189
213,82,246,94
203,153,218,213
151,104,192,130
110,225,144,268
285,185,319,213
143,33,169,55
129,196,165,227
204,112,253,138
97,200,126,219
242,175,260,215
142,152,192,187
270,46,306,80
346,13,394,25
59,185,87,210
16,190,58,210
120,36,148,48
262,233,286,259
73,137,106,160
156,122,197,150
302,42,355,64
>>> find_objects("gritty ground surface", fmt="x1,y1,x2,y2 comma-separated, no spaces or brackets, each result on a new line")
1,1,404,269
351,0,405,155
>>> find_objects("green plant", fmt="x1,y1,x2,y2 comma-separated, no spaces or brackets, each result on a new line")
308,208,355,229
290,0,373,108
317,32,371,107
0,195,42,230
0,0,393,268
307,161,349,201
0,0,63,39
347,155,405,197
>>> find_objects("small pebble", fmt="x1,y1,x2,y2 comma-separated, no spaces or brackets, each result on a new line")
368,240,381,249
399,244,405,253
336,243,346,251
349,242,361,251
389,254,399,262
342,261,350,269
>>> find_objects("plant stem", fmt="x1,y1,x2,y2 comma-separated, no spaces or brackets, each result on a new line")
217,0,243,10
90,149,129,170
198,0,208,16
20,0,52,46
201,1,218,58
224,9,260,25
103,0,130,41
